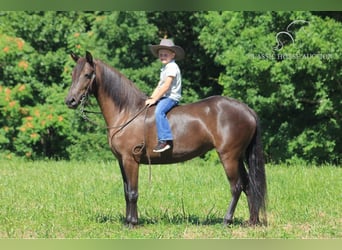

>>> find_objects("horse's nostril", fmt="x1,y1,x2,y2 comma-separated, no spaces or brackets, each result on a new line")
65,97,77,109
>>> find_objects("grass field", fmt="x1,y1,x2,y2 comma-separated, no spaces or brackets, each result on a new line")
0,157,340,239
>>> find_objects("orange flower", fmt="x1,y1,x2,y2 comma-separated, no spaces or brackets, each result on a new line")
9,101,16,107
16,39,24,50
26,122,33,128
74,32,80,37
4,88,11,102
30,133,38,139
18,60,29,70
5,88,11,96
76,44,81,49
47,114,53,120
18,84,26,92
25,116,33,121
58,116,64,122
3,46,10,53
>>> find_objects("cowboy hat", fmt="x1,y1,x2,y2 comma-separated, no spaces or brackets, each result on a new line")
149,38,185,60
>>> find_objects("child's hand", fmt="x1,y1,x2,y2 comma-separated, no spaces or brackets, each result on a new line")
145,98,157,106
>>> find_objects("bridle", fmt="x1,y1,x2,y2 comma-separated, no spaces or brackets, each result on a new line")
78,62,149,132
76,62,152,174
79,93,150,133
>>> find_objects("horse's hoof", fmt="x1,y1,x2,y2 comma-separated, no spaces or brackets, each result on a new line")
248,219,261,227
125,222,137,229
223,218,233,226
125,218,138,229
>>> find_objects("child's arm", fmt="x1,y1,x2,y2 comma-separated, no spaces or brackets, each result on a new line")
150,80,162,98
146,76,174,106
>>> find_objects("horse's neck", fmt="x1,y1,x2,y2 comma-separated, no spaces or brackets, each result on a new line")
95,86,123,128
94,82,141,130
94,61,146,127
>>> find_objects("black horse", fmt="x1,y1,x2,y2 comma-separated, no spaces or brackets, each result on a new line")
65,51,267,227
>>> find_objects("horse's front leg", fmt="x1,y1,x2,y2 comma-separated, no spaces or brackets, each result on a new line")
119,158,139,227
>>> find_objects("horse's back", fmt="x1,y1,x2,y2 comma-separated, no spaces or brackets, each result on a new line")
162,95,257,161
171,95,256,125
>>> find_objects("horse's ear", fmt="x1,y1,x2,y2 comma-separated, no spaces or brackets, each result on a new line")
85,51,94,66
70,52,79,62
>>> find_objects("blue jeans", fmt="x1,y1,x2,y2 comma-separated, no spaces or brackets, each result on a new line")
155,97,178,141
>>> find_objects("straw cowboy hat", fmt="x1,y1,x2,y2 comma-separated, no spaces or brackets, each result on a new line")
149,38,185,60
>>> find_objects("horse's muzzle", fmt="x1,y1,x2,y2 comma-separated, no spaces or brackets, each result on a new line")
65,96,79,109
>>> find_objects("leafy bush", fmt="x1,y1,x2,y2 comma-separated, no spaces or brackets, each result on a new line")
0,11,340,164
199,12,341,164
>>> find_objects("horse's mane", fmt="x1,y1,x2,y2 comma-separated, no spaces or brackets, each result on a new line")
96,60,148,113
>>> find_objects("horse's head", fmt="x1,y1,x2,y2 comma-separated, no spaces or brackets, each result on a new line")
65,51,96,109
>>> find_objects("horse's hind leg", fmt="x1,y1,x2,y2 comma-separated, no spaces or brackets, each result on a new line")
222,158,247,225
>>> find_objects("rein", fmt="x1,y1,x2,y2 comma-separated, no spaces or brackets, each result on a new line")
79,62,150,132
79,89,153,181
79,94,149,132
78,62,153,181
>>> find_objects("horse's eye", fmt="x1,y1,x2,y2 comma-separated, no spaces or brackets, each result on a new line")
84,73,91,79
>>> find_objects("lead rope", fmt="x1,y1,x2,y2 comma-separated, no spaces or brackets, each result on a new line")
78,64,153,182
80,94,149,131
131,105,152,183
81,97,153,183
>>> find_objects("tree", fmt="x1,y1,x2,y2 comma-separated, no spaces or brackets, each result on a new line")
0,11,340,164
199,11,341,164
0,11,90,159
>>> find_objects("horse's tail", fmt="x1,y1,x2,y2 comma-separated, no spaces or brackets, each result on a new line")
246,116,267,225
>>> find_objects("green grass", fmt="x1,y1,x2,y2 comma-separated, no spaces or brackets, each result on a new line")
0,157,340,238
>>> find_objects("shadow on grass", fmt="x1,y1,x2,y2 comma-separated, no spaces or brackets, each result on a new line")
94,212,245,227
138,213,246,227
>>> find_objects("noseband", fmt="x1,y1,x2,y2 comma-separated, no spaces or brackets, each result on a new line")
77,61,152,177
80,62,97,103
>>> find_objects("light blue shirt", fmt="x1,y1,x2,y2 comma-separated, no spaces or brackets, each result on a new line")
159,60,182,102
